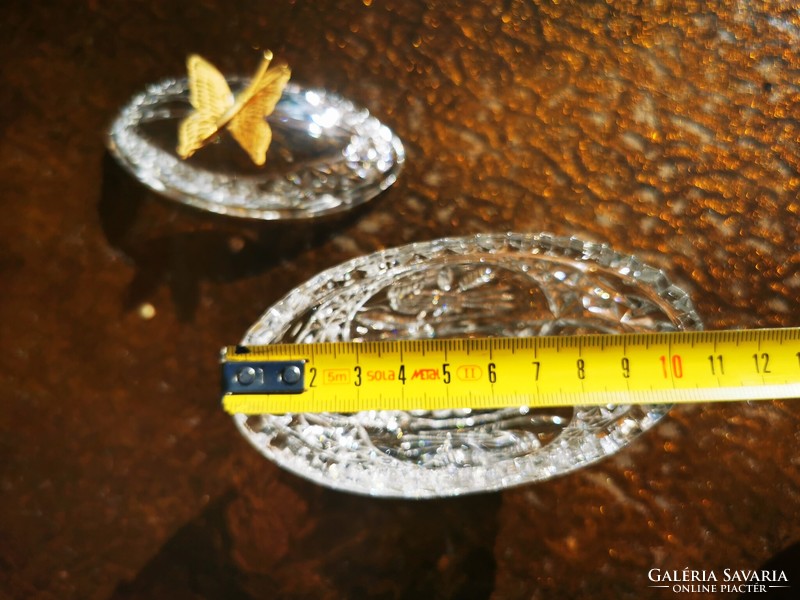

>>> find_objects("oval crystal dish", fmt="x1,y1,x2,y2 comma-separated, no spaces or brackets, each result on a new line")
236,233,701,497
107,79,404,220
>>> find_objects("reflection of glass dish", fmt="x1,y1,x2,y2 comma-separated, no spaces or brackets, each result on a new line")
237,233,702,497
107,79,404,220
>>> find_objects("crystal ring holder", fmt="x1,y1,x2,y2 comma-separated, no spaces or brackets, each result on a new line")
107,78,404,220
236,233,702,498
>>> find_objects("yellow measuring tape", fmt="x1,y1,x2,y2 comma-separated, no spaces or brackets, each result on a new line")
221,328,800,414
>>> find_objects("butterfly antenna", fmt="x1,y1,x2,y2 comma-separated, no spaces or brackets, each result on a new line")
249,50,274,82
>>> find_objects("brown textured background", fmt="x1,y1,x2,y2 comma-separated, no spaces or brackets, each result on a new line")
1,1,799,598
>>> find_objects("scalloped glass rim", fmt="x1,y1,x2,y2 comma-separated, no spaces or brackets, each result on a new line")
106,78,405,220
235,233,702,497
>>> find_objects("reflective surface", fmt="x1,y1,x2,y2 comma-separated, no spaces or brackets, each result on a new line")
107,80,404,219
239,233,701,497
4,0,800,597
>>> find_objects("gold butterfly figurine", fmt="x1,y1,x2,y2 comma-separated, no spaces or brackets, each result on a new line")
177,51,291,166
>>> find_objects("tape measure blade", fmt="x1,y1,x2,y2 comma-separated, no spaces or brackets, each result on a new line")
221,328,800,414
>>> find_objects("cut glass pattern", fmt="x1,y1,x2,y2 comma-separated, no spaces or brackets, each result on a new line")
107,78,404,219
237,233,702,497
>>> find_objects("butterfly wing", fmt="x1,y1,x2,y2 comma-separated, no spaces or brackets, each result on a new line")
177,55,234,159
226,63,291,166
177,111,224,159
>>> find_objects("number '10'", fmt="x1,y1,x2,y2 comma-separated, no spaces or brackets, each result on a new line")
660,354,683,378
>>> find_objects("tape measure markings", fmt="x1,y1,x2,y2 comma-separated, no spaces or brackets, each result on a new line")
222,328,800,414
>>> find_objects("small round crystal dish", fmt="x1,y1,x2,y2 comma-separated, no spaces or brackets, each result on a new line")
235,233,702,498
107,78,404,220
